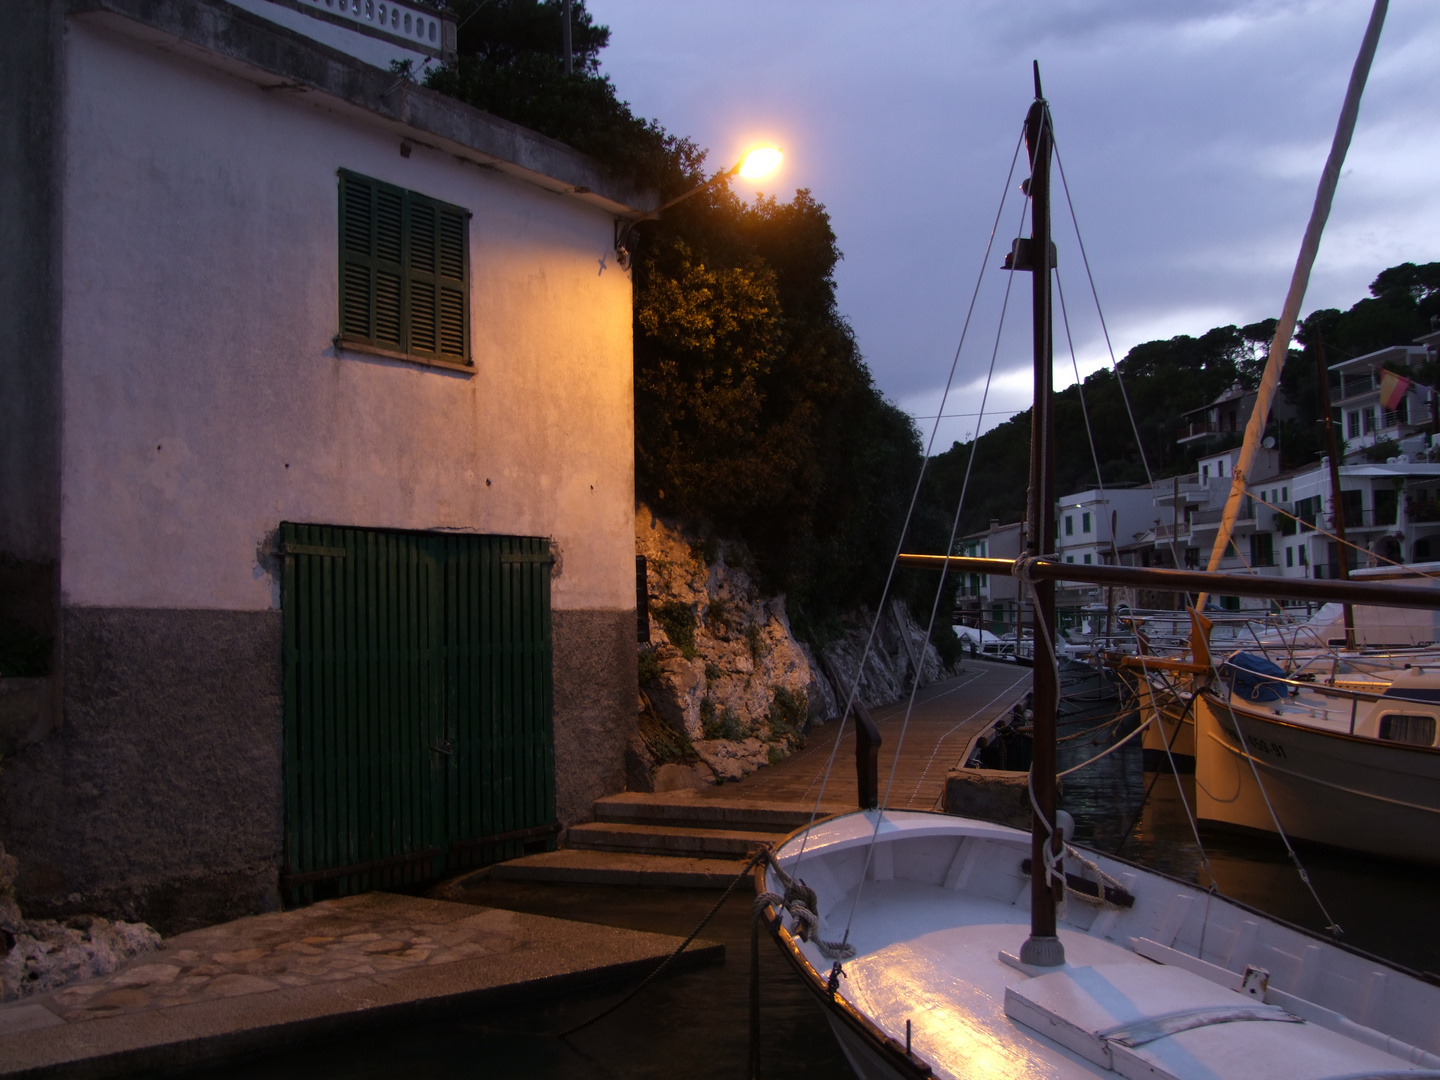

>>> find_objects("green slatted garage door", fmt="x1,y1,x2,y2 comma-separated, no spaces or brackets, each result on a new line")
280,523,555,904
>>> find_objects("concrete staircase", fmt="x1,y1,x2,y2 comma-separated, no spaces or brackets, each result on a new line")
487,791,849,887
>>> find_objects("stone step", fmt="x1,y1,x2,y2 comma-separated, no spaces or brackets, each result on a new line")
593,791,848,833
487,849,751,889
566,821,776,858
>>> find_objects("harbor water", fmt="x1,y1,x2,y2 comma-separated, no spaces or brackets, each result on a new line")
199,680,1438,1078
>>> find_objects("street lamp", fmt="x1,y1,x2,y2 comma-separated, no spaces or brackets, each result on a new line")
614,145,783,267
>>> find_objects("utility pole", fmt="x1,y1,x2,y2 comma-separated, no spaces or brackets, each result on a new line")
562,0,573,75
1316,338,1355,648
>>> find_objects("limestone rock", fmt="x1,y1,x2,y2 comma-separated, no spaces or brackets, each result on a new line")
652,762,714,792
634,505,958,788
1,915,161,1002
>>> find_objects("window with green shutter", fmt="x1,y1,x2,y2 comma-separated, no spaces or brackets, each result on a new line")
336,170,471,368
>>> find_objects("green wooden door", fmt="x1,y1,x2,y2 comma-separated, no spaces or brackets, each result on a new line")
281,524,554,903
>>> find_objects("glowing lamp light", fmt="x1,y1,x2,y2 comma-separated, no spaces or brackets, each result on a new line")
614,144,786,267
736,146,783,180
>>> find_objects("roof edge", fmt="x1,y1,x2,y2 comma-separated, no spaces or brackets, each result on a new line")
68,0,660,217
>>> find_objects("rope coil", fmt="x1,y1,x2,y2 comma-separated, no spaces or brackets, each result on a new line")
761,851,856,960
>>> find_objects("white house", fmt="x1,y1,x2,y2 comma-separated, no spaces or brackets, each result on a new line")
1,0,653,929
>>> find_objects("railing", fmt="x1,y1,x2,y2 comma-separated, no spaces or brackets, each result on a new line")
1179,420,1241,439
1333,372,1377,401
1381,408,1409,430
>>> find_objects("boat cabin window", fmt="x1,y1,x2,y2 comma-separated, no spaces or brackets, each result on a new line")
1377,713,1438,747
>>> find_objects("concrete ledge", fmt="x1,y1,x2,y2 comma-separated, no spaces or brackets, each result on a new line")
0,893,721,1078
593,792,849,832
488,850,750,889
566,822,777,858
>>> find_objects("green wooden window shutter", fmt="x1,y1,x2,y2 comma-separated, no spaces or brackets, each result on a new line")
338,170,470,365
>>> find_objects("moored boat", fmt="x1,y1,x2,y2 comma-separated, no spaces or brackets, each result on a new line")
757,809,1440,1080
1195,661,1440,863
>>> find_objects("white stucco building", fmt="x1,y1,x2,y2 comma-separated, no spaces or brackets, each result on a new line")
1,0,653,928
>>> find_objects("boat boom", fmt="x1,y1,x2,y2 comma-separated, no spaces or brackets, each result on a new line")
897,553,1440,610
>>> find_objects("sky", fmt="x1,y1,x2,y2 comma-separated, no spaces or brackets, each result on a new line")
592,0,1440,451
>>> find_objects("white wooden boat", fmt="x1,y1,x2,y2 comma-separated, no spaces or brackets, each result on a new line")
757,809,1440,1080
1195,664,1440,864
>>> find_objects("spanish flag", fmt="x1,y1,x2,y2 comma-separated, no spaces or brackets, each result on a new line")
1380,368,1411,411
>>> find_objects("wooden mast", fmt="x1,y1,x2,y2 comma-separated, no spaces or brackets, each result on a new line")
1019,61,1065,968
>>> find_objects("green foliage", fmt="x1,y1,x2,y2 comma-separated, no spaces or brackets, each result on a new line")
931,622,961,668
637,646,661,686
705,598,730,631
699,698,745,741
704,661,722,681
652,600,696,659
638,706,699,765
426,1,703,193
1363,437,1401,463
0,629,49,678
746,622,764,661
767,685,808,747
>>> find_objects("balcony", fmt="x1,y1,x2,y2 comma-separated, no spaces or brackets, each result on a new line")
1331,372,1377,402
1178,420,1246,444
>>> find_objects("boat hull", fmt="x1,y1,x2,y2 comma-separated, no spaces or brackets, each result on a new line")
1195,692,1440,864
1134,674,1197,772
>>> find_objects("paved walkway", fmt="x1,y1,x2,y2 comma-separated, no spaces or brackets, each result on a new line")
0,892,720,1077
699,661,1034,811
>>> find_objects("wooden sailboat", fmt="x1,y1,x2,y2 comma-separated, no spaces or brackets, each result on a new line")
754,28,1440,1078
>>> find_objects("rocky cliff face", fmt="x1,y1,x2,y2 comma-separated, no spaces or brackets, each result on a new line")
632,506,955,787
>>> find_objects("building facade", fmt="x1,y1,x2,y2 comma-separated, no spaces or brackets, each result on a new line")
1,0,651,929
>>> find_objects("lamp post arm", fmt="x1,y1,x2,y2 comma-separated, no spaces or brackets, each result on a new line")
614,162,741,264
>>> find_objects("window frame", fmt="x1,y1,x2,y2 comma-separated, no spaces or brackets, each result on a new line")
334,169,473,373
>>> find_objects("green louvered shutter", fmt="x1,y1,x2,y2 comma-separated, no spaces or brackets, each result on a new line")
337,171,470,365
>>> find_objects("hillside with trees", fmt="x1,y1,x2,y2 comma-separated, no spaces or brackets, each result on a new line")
425,0,1439,642
924,261,1440,537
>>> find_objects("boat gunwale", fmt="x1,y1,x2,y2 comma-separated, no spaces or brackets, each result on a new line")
1203,688,1440,757
752,858,938,1080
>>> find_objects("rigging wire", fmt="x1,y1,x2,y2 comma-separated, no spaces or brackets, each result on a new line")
789,123,1031,871
1054,270,1116,558
838,118,1043,944
1204,654,1346,937
1051,141,1182,574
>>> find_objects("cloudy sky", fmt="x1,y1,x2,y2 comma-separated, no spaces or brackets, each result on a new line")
594,0,1440,450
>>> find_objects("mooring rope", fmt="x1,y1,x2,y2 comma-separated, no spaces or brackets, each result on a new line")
555,848,768,1039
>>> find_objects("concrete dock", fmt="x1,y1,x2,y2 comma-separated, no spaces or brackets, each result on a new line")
0,892,721,1078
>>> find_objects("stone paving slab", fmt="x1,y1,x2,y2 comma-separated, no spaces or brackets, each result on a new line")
0,892,722,1078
